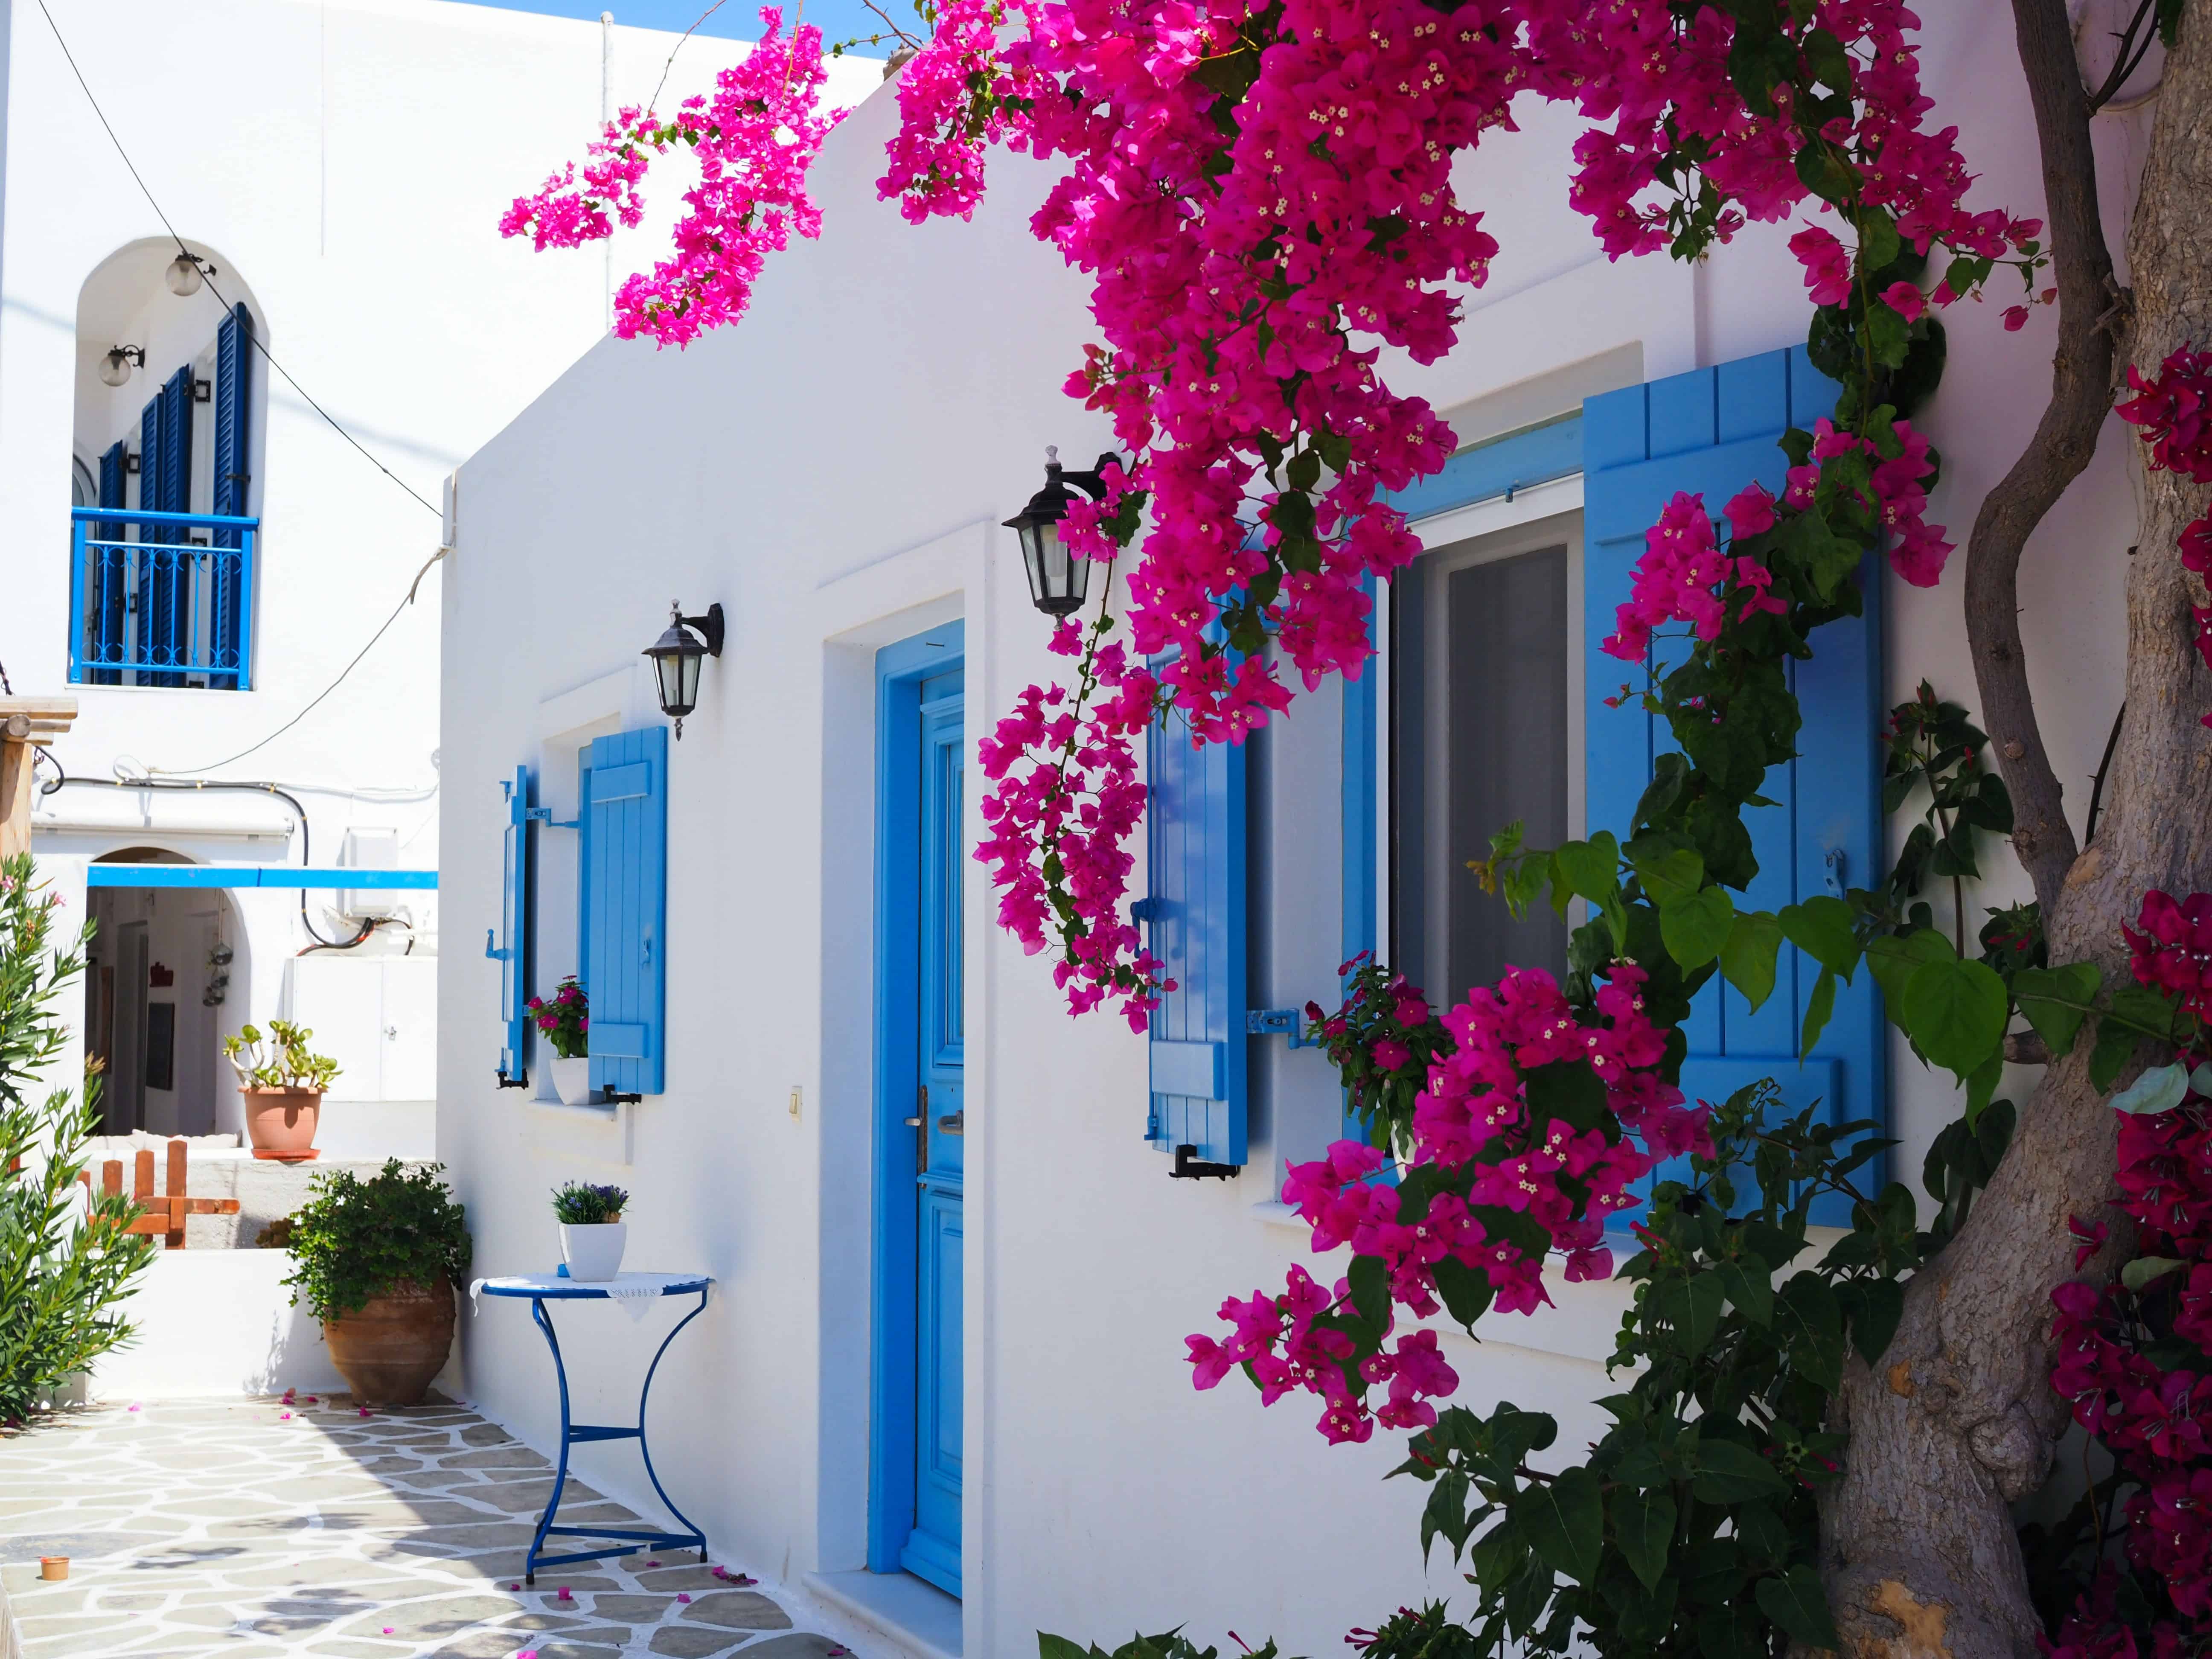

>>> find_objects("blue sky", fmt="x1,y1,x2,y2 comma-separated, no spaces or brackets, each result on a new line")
483,0,906,53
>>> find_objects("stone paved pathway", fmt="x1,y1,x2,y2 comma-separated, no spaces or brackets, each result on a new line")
0,1398,853,1659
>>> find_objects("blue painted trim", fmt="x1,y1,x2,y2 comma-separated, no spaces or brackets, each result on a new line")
84,865,436,889
69,507,260,530
1382,413,1583,524
869,617,964,1581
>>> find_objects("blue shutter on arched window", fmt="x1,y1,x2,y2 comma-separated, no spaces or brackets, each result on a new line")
139,367,194,687
92,442,128,685
211,305,253,690
1142,682,1249,1168
493,765,536,1083
1583,347,1887,1226
585,725,669,1097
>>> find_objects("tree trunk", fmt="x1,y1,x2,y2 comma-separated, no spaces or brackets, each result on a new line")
1820,6,2212,1656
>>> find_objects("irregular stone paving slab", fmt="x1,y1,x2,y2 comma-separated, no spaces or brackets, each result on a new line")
0,1400,878,1659
647,1630,751,1659
676,1594,791,1632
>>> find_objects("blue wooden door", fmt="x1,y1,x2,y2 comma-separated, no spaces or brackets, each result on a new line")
905,670,965,1593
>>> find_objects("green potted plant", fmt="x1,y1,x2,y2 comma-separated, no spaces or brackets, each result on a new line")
527,976,591,1106
551,1181,629,1281
280,1159,471,1407
223,1019,340,1161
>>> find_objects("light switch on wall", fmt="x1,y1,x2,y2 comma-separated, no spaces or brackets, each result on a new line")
789,1085,803,1120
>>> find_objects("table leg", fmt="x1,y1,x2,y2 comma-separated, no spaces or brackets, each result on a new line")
636,1288,710,1560
524,1295,573,1586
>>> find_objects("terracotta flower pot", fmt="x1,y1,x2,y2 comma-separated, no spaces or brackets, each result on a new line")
323,1277,456,1407
242,1086,322,1160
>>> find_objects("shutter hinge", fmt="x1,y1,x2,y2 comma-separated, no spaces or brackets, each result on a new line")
1246,1007,1313,1048
1171,1144,1241,1181
1129,897,1157,924
1822,848,1846,898
495,1067,529,1089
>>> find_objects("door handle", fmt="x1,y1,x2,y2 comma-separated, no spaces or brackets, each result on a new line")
937,1111,964,1135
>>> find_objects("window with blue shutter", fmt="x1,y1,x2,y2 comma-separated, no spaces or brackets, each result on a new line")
494,765,536,1084
585,726,669,1097
136,367,194,687
1583,346,1886,1225
1143,689,1249,1169
210,305,253,691
91,442,128,686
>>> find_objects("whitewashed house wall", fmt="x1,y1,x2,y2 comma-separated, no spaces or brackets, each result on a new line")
441,6,2152,1655
0,0,876,1150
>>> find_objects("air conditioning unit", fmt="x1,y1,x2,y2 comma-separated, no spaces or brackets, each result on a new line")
339,827,402,917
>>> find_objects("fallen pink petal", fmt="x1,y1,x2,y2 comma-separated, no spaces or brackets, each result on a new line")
676,1593,691,1604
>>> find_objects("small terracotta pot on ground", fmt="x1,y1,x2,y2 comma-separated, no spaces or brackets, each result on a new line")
322,1277,455,1406
241,1086,321,1161
39,1557,67,1581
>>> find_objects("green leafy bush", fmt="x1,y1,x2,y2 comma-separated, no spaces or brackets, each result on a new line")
1040,1631,1282,1659
279,1159,470,1322
0,853,157,1420
551,1181,628,1225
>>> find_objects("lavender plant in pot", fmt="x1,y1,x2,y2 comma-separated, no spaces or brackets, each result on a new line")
528,977,591,1107
552,1181,629,1281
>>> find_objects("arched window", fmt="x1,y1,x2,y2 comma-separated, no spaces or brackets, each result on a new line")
71,240,265,691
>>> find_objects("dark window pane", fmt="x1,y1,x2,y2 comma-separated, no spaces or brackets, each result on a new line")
1393,544,1569,1008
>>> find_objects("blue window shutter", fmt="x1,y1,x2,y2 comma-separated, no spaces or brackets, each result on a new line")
137,393,164,685
91,442,128,686
211,306,253,690
496,765,535,1081
586,725,669,1096
1583,347,1886,1226
1143,684,1248,1167
141,367,194,687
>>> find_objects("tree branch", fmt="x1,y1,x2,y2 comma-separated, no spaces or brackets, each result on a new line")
1965,0,2120,916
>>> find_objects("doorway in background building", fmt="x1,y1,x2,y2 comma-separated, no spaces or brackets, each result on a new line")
869,621,966,1598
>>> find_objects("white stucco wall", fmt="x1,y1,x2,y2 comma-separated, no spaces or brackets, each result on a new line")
3,0,877,1141
440,7,2154,1656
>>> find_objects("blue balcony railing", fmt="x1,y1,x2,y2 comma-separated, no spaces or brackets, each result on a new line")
69,507,257,690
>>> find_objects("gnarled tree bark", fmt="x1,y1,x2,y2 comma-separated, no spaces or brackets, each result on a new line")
1820,3,2212,1655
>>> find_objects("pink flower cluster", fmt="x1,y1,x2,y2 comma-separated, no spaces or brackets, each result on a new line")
1187,964,1705,1443
2125,891,2212,1025
1601,490,1786,663
974,621,1169,1027
500,10,841,346
1602,417,1951,661
2046,913,2212,1642
2116,349,2212,726
878,0,1048,224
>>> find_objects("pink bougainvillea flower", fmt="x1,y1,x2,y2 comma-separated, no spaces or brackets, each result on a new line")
1880,280,1927,322
677,1593,692,1604
2003,305,2031,331
1788,226,1852,307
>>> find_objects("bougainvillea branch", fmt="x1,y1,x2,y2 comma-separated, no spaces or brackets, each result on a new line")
500,9,840,346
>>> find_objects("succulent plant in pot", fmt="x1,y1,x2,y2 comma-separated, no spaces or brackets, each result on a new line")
280,1159,471,1407
527,976,591,1106
551,1181,629,1282
223,1020,341,1161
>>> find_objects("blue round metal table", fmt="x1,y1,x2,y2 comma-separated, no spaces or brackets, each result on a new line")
472,1272,714,1585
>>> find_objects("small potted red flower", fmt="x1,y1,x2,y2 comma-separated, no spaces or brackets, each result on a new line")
528,976,591,1107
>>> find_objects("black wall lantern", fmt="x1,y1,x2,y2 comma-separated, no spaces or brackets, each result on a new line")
1003,446,1121,617
642,601,725,739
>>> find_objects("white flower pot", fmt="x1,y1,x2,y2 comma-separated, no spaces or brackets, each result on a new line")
550,1055,593,1109
559,1221,627,1282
